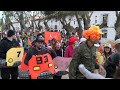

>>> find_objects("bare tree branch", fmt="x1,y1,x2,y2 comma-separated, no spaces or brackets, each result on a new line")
13,15,20,22
89,11,93,18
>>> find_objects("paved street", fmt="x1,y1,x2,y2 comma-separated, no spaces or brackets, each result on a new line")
62,74,69,79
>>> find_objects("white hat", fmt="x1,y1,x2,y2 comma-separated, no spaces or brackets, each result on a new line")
103,43,112,48
79,38,86,44
115,39,120,44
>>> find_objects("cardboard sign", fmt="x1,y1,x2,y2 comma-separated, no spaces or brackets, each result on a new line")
20,53,29,71
6,47,24,66
53,56,72,73
44,32,61,45
28,53,55,79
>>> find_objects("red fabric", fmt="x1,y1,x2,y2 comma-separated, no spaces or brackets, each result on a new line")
20,53,29,71
28,53,55,79
28,39,32,46
31,40,36,48
64,45,75,58
44,32,61,45
98,46,103,54
68,36,78,45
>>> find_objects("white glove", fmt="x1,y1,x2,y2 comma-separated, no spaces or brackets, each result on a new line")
79,64,106,79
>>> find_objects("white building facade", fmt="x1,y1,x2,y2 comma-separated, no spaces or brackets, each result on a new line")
90,11,117,41
10,11,117,40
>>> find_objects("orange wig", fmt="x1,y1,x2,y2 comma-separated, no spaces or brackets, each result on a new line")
83,26,103,41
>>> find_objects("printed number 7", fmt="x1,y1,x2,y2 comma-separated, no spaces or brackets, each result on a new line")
17,51,21,57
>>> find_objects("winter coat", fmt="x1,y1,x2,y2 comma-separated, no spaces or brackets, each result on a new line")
0,37,20,59
64,45,75,57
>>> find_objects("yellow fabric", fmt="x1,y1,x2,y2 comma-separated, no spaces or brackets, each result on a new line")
6,47,24,66
96,52,105,65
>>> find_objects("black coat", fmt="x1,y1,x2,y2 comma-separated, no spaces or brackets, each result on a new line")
55,50,62,57
0,37,20,59
115,34,120,40
105,52,120,78
24,47,57,65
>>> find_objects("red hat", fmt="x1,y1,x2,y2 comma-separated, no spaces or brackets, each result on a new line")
68,36,78,45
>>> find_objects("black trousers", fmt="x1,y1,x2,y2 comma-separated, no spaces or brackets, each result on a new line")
106,65,116,78
0,67,18,79
53,75,62,79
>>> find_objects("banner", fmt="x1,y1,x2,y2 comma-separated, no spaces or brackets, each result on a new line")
6,47,24,66
53,56,72,73
44,32,61,45
28,53,55,79
20,53,29,71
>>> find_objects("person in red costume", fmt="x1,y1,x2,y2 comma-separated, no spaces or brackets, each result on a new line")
64,36,78,58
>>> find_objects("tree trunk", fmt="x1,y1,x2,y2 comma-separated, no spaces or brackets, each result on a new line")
31,20,34,31
1,18,4,38
83,15,89,30
75,14,83,31
82,12,92,30
5,15,11,30
60,19,72,39
19,11,28,33
10,23,15,31
38,20,42,31
8,17,15,31
115,11,120,33
34,21,39,30
75,14,83,39
44,21,50,31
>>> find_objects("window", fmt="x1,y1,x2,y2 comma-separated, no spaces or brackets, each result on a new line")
55,25,57,29
95,16,97,24
103,14,108,23
102,29,107,38
102,14,108,27
74,21,75,24
69,18,71,21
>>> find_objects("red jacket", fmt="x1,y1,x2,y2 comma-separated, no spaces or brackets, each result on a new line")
64,45,75,58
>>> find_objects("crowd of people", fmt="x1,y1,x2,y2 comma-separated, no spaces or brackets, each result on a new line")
69,26,120,79
0,25,120,79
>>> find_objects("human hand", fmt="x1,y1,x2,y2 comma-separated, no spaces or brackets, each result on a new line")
98,65,106,77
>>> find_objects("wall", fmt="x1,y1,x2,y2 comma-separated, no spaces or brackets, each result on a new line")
90,11,117,40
